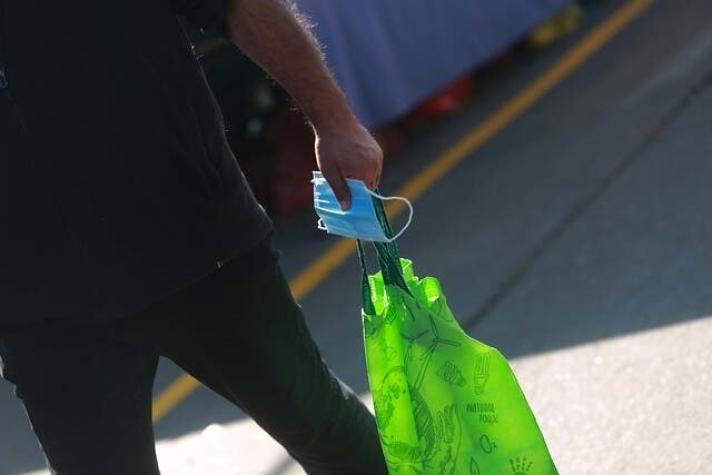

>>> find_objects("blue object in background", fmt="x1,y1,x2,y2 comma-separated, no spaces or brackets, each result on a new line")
295,0,571,128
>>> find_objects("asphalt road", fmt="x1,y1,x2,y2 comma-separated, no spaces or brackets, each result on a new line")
3,0,712,473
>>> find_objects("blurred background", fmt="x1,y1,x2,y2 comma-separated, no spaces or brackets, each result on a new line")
3,0,712,473
180,0,585,220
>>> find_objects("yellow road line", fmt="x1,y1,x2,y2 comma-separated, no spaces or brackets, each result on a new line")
152,0,653,423
153,373,200,422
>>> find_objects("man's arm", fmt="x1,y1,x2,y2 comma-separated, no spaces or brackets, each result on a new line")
224,0,382,209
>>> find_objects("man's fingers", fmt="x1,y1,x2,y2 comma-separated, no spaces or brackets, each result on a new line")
370,143,383,190
352,156,380,191
314,123,383,201
323,167,351,210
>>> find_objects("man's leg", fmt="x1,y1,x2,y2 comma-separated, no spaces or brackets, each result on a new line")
124,239,388,474
0,321,160,475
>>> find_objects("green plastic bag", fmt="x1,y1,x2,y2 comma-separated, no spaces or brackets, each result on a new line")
358,202,557,475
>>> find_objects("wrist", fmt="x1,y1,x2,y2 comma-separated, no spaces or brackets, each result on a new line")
310,111,362,137
304,90,360,134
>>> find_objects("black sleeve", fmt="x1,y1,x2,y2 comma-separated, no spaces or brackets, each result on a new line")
171,0,231,39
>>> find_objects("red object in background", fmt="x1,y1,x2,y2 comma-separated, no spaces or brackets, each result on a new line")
403,74,473,129
260,104,408,221
266,108,316,219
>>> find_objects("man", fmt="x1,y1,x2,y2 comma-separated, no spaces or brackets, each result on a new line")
0,0,387,473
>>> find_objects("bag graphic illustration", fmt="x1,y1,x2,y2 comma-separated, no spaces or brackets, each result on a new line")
358,200,557,475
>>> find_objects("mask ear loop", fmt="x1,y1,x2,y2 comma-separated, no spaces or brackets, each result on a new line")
365,189,414,242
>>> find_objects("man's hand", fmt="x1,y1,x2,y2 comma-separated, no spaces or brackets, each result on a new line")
315,120,383,210
224,0,382,209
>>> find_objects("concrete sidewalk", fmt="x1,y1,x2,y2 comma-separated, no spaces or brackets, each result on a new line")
5,0,712,473
60,317,712,474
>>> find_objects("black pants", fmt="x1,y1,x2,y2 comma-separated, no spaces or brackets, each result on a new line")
0,239,387,475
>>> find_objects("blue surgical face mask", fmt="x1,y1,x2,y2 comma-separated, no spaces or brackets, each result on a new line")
312,171,413,242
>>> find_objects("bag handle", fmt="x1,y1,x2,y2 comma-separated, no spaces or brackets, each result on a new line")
357,240,377,316
357,194,411,313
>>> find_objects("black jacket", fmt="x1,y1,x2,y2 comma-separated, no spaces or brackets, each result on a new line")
0,0,272,325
